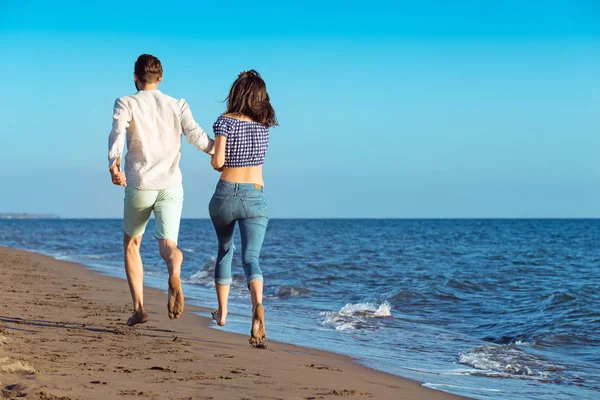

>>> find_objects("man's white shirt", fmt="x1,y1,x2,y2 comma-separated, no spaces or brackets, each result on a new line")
108,90,214,190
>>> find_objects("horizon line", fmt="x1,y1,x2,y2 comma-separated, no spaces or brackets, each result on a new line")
3,217,600,221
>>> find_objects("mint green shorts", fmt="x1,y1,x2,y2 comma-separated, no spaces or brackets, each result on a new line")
123,184,184,243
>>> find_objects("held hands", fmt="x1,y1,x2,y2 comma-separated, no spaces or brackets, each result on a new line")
109,164,127,187
211,155,224,172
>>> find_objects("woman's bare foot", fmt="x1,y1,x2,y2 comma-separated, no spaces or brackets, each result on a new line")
127,311,149,326
168,275,184,319
249,304,266,348
211,308,228,326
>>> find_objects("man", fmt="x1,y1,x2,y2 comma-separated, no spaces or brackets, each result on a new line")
108,54,214,326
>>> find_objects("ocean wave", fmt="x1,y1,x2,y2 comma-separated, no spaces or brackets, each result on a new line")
513,340,535,347
483,330,600,348
482,334,537,346
391,289,426,301
183,258,216,286
422,383,502,393
268,286,312,299
183,258,249,290
458,344,567,383
320,301,392,331
444,278,496,292
181,248,196,254
541,290,578,312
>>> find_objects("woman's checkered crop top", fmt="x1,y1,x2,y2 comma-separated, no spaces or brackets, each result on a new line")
213,116,270,168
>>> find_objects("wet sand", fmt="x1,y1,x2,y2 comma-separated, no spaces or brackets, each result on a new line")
0,247,468,400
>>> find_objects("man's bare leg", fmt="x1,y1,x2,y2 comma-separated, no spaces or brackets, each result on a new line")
124,233,148,326
248,280,266,347
158,239,184,319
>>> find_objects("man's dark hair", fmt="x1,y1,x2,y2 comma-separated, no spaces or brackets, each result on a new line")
134,54,163,83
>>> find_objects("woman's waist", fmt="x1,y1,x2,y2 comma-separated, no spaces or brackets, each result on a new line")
219,166,263,186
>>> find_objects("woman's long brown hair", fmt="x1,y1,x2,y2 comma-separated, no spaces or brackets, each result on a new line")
224,70,278,128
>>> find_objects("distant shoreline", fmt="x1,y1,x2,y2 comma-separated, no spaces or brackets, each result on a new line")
0,213,60,220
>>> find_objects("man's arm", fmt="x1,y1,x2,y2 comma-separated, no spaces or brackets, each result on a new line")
108,98,131,187
109,157,126,186
179,99,215,155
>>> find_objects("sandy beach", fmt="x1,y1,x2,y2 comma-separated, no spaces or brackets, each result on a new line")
0,246,468,400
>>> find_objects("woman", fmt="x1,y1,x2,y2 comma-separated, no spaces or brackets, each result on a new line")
209,70,277,348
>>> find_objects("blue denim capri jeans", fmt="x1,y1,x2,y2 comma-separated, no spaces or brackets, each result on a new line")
208,180,268,286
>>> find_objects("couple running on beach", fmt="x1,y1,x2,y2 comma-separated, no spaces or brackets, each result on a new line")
107,54,276,348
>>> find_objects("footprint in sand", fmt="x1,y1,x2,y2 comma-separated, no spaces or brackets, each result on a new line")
0,357,35,374
113,327,141,336
38,390,71,400
300,364,343,372
317,389,372,396
171,336,190,346
118,389,146,396
115,366,135,373
230,368,247,374
2,384,28,398
148,366,177,373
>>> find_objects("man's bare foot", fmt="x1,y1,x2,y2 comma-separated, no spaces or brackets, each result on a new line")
249,304,266,348
168,275,184,320
211,309,227,326
127,311,149,326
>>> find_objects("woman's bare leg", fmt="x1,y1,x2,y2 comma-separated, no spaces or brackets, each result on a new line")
213,284,230,326
248,280,266,347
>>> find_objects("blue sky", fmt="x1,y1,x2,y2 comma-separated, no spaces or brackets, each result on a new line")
0,0,599,218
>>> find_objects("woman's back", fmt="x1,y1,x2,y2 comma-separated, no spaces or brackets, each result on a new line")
213,114,269,185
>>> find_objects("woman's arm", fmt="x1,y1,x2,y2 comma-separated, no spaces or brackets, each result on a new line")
211,136,227,171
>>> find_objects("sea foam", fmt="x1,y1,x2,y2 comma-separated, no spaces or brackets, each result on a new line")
321,301,392,331
458,344,567,382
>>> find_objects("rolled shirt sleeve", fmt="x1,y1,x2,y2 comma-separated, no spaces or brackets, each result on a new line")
178,99,214,154
108,98,131,169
